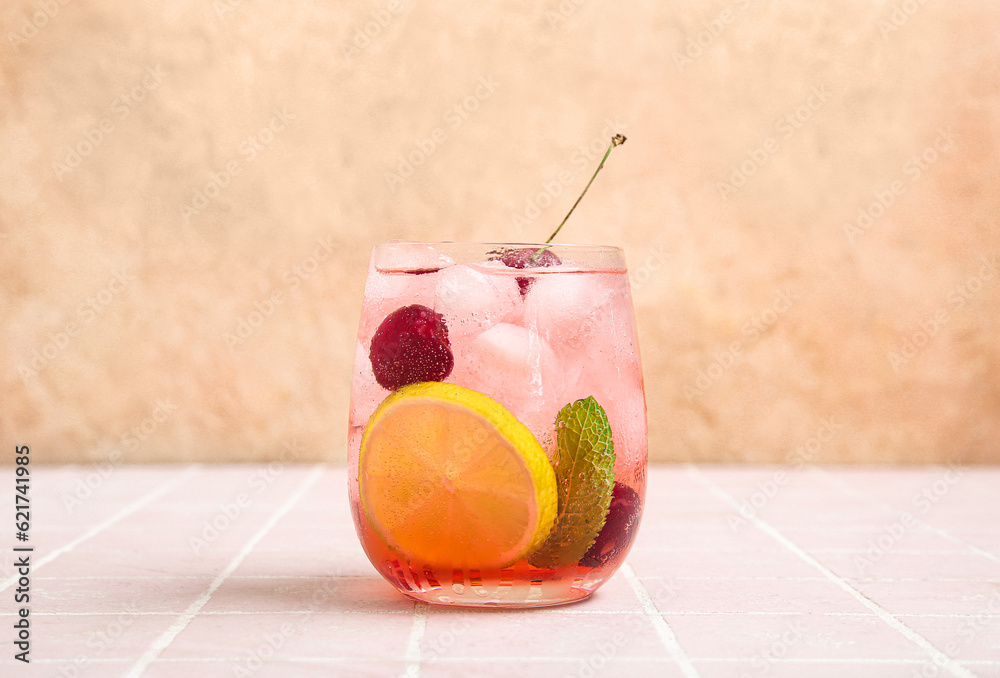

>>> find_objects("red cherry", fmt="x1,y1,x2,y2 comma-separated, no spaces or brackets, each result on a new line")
580,482,642,568
489,247,562,295
369,304,454,391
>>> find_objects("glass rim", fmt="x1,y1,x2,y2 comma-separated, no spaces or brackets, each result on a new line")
372,240,627,272
377,239,624,254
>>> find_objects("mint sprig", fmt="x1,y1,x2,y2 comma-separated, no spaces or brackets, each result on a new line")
528,396,616,569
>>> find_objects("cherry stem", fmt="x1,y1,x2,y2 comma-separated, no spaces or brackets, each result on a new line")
530,134,626,263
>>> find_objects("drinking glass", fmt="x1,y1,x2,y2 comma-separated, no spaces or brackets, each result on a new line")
348,240,647,607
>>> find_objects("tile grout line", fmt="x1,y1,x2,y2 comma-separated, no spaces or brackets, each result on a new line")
621,563,701,678
402,602,429,678
0,465,200,593
686,465,979,678
123,465,326,678
810,467,1000,564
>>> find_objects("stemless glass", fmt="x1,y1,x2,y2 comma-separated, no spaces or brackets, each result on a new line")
348,241,647,607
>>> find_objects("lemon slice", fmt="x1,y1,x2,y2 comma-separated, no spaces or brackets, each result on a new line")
359,382,557,569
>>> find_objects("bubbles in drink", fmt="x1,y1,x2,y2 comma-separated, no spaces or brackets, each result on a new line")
349,340,386,427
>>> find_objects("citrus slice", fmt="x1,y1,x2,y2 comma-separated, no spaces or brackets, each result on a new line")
359,382,557,569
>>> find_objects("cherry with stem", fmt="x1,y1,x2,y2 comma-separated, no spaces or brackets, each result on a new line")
529,133,626,263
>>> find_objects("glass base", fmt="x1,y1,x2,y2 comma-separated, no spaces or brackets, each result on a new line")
366,547,624,608
399,582,597,608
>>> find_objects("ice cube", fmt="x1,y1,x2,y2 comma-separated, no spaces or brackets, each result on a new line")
434,264,521,337
448,322,565,446
523,272,615,350
373,241,455,273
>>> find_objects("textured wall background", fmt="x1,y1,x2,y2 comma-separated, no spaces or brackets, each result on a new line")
1,1,998,465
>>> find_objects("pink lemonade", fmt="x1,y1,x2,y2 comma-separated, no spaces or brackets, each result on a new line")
349,241,647,607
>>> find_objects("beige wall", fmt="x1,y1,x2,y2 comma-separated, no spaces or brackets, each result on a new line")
1,1,998,465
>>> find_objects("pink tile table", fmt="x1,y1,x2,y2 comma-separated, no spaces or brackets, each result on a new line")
1,465,998,677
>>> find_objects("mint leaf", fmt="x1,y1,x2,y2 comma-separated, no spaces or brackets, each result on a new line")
528,396,615,568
